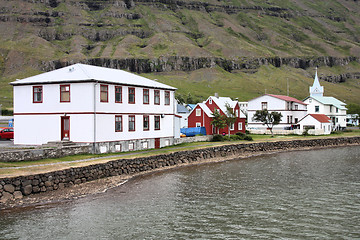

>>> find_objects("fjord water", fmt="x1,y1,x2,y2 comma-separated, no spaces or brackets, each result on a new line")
1,146,359,239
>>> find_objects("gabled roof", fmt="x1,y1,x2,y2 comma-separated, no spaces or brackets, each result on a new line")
189,103,213,117
11,63,176,90
267,94,306,105
208,96,238,116
308,114,331,123
304,96,347,110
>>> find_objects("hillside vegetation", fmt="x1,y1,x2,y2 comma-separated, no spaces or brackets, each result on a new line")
1,0,360,108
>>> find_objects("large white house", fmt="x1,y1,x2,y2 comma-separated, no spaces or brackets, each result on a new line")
247,94,307,131
303,69,347,130
11,63,178,153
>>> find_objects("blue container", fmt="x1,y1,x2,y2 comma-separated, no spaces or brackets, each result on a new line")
180,127,206,137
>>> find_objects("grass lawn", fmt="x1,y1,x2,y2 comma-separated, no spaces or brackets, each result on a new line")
0,130,359,177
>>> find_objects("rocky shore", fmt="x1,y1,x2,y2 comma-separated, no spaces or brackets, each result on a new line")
1,137,360,210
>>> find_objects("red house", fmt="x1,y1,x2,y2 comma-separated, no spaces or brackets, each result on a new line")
188,95,246,135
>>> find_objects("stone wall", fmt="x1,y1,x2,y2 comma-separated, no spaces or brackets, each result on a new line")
174,135,212,145
1,137,359,204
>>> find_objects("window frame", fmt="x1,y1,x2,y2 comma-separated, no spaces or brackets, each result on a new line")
315,105,319,113
238,122,242,130
143,89,149,104
128,88,135,104
143,115,150,131
196,109,201,116
196,122,201,127
154,90,160,105
261,102,268,110
230,123,234,131
154,115,160,130
60,84,70,103
115,86,122,103
129,115,136,132
165,91,170,105
100,84,108,103
33,86,43,103
115,115,123,132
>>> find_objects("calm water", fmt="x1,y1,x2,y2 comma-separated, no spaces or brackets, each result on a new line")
1,146,360,239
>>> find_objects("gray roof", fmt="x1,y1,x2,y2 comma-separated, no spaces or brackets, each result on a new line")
177,104,190,113
11,63,176,90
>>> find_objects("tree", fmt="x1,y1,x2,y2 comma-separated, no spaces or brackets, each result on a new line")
211,109,227,134
252,109,282,136
225,103,236,136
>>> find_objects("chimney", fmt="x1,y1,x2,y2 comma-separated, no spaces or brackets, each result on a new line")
215,93,219,98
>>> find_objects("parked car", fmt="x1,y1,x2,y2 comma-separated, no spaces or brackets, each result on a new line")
0,127,14,140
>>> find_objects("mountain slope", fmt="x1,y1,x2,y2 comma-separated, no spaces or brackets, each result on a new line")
1,0,360,108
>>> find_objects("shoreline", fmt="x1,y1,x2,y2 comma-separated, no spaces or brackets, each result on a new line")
1,140,359,211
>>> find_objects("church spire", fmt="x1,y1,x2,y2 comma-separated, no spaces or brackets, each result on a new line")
309,67,324,97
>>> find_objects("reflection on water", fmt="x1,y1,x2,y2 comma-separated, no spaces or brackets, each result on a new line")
1,146,360,239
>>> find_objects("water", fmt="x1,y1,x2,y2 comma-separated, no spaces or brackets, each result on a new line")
1,146,360,239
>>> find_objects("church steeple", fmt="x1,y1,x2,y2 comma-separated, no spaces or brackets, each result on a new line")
309,67,324,97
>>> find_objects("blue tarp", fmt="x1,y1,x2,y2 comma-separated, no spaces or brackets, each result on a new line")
180,127,206,137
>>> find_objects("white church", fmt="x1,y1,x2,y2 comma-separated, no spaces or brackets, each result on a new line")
303,69,347,131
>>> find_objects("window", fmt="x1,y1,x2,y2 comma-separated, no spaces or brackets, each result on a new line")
60,85,70,102
336,108,338,113
330,106,332,112
115,115,122,132
129,115,135,131
209,98,212,104
295,105,298,110
286,102,291,110
196,122,201,127
261,102,267,110
100,85,108,102
165,91,170,105
295,118,298,123
128,88,135,104
33,86,43,103
230,123,234,131
143,89,149,104
154,90,160,105
115,86,122,103
154,116,160,130
143,116,149,131
238,122,242,130
315,105,319,113
235,109,239,117
196,109,201,116
287,116,290,123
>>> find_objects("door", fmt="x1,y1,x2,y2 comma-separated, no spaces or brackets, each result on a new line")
61,116,70,141
155,138,160,149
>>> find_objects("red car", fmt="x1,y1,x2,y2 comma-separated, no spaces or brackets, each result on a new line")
0,128,14,140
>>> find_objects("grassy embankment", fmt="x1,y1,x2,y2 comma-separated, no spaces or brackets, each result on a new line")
0,130,359,177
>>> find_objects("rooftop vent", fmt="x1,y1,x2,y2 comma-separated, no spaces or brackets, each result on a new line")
68,67,75,72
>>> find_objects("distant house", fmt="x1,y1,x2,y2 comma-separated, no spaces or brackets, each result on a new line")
186,104,196,111
347,114,359,126
298,114,332,135
247,94,307,130
187,95,246,135
303,69,347,130
177,103,190,128
11,63,178,153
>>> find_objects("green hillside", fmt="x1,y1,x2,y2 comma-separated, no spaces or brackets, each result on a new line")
0,0,360,108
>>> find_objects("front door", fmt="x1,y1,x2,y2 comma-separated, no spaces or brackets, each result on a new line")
155,138,160,149
61,116,70,141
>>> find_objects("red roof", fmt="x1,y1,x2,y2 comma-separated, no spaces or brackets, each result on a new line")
267,94,306,105
309,114,331,123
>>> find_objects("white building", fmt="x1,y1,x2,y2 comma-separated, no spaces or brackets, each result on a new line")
247,94,307,131
11,63,178,153
298,114,332,135
347,114,359,126
303,69,347,130
177,104,190,128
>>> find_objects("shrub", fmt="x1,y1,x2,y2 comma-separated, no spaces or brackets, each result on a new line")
245,130,250,134
230,135,242,141
235,132,246,138
223,136,230,141
244,135,253,141
212,134,224,142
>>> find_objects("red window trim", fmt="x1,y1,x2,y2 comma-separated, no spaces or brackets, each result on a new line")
129,88,135,104
129,115,136,131
165,91,170,105
154,90,160,105
33,86,43,103
143,115,149,131
143,89,149,104
60,84,70,103
115,115,123,132
100,84,108,103
115,86,122,103
154,115,160,130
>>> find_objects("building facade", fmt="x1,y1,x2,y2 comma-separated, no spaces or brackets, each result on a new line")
187,95,246,135
247,94,307,130
11,64,178,152
298,114,332,135
303,69,347,130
